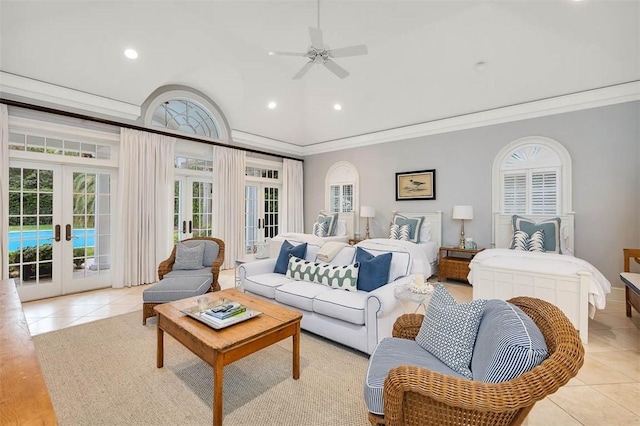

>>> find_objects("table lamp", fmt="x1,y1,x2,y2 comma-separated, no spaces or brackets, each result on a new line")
360,206,375,239
452,205,473,249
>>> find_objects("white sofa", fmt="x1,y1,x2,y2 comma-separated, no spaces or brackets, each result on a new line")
238,242,412,355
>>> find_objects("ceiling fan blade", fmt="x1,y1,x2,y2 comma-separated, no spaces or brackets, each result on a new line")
309,27,324,48
323,59,349,79
330,44,368,58
293,61,314,79
270,50,307,57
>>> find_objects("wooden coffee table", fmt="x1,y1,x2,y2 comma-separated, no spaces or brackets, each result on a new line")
154,288,302,425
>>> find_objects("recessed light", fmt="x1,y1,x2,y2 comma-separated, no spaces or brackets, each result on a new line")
267,101,277,109
268,51,275,56
333,104,342,111
124,48,138,59
474,61,488,72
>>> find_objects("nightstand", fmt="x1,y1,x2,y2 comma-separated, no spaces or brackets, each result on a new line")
438,246,484,283
348,238,364,245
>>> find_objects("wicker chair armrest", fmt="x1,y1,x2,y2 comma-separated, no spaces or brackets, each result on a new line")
392,314,424,340
157,256,176,280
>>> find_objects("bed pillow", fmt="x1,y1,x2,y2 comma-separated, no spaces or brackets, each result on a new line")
415,284,486,379
312,221,329,237
355,247,392,292
419,221,432,242
173,242,206,270
335,220,347,237
512,215,561,254
392,214,424,243
274,240,308,274
510,229,546,252
389,223,410,241
317,212,339,236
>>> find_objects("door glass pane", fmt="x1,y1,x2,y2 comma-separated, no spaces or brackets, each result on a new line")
174,180,182,242
8,167,55,287
263,186,279,239
192,181,213,237
245,185,259,254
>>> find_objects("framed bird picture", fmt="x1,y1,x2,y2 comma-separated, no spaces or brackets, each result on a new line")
395,169,436,201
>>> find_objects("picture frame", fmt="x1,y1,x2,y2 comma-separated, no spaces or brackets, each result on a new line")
395,169,436,201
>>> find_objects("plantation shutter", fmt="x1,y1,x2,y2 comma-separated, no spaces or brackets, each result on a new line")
531,171,557,214
330,185,340,213
503,173,526,214
342,184,353,212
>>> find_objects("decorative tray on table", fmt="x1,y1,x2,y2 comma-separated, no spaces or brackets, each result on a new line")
180,298,261,330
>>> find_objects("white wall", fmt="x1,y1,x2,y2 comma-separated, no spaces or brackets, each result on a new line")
302,101,640,288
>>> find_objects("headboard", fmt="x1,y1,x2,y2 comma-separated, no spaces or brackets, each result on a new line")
492,213,575,254
392,211,443,247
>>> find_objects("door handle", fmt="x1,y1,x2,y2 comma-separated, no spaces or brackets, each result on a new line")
54,224,61,242
182,220,187,234
188,220,192,233
258,219,262,229
65,224,72,241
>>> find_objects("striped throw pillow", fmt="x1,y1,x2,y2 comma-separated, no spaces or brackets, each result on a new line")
313,221,328,237
528,230,545,252
511,230,530,251
389,224,410,241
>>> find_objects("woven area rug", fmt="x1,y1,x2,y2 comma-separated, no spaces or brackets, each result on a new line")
33,312,370,425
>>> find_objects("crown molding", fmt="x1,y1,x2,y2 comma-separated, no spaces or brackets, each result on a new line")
232,130,304,158
0,72,140,121
302,81,640,156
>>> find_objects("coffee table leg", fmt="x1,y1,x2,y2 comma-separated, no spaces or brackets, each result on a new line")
293,322,300,380
213,356,224,426
157,325,164,368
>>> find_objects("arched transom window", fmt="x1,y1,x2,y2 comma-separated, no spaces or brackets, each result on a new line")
152,99,220,139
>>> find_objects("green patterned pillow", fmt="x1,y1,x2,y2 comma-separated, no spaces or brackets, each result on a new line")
286,257,359,292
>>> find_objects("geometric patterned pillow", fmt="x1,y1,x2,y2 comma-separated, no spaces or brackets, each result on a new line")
389,223,410,241
286,256,319,282
313,221,329,237
285,256,359,292
415,284,486,379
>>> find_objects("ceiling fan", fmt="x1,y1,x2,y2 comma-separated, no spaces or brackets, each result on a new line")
269,0,368,79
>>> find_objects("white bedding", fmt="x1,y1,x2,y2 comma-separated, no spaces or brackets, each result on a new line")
468,249,611,316
271,233,348,246
356,238,438,278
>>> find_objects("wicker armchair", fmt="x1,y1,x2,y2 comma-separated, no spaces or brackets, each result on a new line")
157,237,225,292
368,296,585,426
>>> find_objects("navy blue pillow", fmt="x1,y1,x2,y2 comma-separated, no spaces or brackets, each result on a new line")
356,247,392,292
274,240,308,274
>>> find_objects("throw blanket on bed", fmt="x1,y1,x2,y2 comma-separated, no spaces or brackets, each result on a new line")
316,242,349,262
469,249,612,317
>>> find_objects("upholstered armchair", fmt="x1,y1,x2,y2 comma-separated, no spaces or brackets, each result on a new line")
157,237,225,292
367,296,584,426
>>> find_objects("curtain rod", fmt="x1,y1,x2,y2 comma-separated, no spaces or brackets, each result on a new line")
0,98,303,162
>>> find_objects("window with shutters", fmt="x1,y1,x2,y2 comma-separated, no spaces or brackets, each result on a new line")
493,137,572,216
329,184,353,213
326,162,358,214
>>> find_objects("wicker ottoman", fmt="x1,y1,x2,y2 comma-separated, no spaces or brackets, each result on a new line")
142,275,213,325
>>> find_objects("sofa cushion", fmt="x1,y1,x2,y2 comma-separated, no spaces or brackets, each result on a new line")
325,245,356,265
243,273,295,299
173,242,205,270
164,268,210,278
274,240,308,274
415,284,486,379
364,337,465,415
356,247,392,292
313,289,367,325
275,281,332,312
472,299,549,383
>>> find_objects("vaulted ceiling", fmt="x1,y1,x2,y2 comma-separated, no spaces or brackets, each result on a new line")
1,1,638,149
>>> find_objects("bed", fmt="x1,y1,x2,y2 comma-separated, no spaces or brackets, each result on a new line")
269,211,353,257
468,213,612,343
356,211,442,279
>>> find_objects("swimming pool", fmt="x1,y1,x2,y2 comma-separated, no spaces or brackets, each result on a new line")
8,229,95,251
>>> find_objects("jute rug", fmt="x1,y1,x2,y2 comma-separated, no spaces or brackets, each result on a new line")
33,311,371,425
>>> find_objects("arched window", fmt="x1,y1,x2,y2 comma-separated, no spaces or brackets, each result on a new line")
492,136,572,215
141,86,231,143
325,161,359,214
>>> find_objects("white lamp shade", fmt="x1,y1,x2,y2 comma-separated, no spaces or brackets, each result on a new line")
452,205,473,220
360,206,375,218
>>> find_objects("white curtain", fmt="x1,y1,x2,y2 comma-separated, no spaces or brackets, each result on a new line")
0,105,8,279
113,128,175,288
282,158,304,233
213,146,245,269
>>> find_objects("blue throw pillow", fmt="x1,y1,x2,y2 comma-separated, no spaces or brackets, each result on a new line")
512,215,561,253
355,247,392,292
274,240,308,274
392,214,424,243
415,284,486,379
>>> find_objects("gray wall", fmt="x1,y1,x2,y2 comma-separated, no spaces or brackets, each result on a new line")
303,101,640,288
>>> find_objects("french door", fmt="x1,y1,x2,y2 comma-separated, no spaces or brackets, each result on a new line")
244,183,280,254
174,176,213,242
8,162,115,301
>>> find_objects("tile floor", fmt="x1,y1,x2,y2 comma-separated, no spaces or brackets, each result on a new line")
23,270,640,425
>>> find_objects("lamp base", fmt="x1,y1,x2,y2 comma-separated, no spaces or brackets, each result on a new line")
459,236,466,250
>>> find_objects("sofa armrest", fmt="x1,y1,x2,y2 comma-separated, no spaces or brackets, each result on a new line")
239,258,278,281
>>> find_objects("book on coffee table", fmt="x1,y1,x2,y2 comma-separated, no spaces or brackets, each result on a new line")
180,300,260,330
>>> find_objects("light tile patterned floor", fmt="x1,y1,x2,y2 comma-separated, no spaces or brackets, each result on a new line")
23,270,640,425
